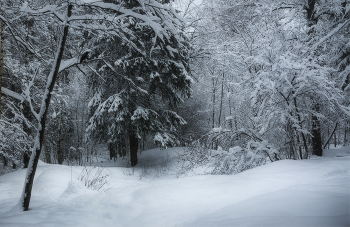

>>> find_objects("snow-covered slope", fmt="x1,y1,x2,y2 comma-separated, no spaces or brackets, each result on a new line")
0,146,349,227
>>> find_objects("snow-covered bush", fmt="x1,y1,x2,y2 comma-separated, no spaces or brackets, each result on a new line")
177,140,279,177
138,155,174,179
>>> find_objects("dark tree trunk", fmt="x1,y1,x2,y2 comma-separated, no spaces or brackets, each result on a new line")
108,143,113,160
108,142,116,161
305,1,323,156
143,132,145,151
2,154,7,166
117,136,127,157
129,134,138,167
211,77,217,129
57,110,63,164
0,12,4,119
23,151,30,168
293,96,309,157
311,106,323,156
117,140,122,157
20,4,72,211
297,134,303,159
44,132,51,164
218,72,224,126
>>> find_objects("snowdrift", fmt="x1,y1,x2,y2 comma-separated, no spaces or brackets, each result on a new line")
0,146,349,227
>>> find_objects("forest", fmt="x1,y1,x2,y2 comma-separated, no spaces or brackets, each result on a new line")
0,0,349,225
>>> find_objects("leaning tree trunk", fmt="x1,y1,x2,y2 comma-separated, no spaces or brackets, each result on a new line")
19,4,72,211
129,133,138,167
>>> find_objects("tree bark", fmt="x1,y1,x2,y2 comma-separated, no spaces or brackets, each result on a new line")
23,151,30,168
44,132,51,164
2,154,7,166
0,10,4,119
305,1,323,156
218,72,224,126
293,96,309,157
344,127,347,145
19,4,72,211
76,93,81,148
212,78,216,128
297,133,303,159
311,104,323,156
129,134,138,167
57,107,63,164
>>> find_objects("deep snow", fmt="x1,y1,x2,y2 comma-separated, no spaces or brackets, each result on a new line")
0,146,349,227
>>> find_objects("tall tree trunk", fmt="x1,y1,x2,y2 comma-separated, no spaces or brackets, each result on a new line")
0,10,4,119
23,150,30,168
129,133,138,167
311,104,323,156
218,72,224,126
2,154,7,166
44,131,51,164
76,93,80,148
19,4,72,211
80,99,86,149
327,126,330,149
143,132,145,151
212,78,216,128
57,107,63,164
305,0,323,156
228,88,233,130
344,127,347,145
293,95,309,157
297,133,303,159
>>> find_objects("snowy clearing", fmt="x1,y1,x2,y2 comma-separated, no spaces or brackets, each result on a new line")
0,146,349,227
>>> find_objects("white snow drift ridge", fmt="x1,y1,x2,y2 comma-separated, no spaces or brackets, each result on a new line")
0,146,349,227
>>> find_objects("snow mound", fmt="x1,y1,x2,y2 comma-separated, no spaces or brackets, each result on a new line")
59,181,96,201
32,168,72,199
0,146,349,227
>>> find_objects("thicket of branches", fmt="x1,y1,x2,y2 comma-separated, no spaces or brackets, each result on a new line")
0,0,350,211
185,0,350,162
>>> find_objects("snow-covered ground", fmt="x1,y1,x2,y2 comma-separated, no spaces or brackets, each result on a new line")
0,146,349,227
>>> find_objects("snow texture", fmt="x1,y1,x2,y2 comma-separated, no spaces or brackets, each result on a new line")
0,146,349,227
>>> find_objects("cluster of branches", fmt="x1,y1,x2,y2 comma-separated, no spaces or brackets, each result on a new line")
0,0,191,211
188,0,350,161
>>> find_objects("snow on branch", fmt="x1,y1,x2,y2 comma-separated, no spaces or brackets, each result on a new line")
309,18,350,53
20,3,66,22
0,15,46,63
1,87,24,102
101,59,148,95
59,57,79,72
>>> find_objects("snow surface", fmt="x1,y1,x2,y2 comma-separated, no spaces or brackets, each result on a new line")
0,146,349,227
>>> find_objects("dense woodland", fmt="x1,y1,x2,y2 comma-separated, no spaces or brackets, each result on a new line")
0,0,349,211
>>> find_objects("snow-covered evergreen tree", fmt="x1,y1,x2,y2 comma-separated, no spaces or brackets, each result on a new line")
86,1,192,166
